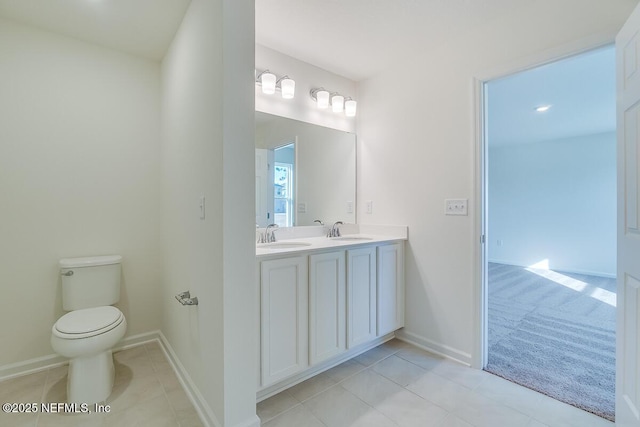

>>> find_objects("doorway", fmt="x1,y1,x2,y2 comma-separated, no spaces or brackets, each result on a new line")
481,46,617,420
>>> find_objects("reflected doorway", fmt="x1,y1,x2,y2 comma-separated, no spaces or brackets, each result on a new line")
274,143,295,227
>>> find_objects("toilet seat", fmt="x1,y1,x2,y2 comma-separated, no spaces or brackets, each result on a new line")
53,306,124,339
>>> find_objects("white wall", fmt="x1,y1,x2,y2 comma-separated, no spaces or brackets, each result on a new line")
161,0,257,426
256,44,357,133
0,17,162,367
356,0,636,363
488,132,616,277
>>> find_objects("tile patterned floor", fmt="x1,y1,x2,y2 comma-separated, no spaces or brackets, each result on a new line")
0,341,203,427
0,339,616,427
258,339,614,427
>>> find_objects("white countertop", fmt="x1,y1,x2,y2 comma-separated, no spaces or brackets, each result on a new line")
256,224,408,258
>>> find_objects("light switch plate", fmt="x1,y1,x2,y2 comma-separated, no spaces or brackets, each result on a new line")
445,198,468,215
199,196,206,220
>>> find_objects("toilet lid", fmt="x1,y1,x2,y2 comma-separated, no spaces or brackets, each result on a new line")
55,306,123,336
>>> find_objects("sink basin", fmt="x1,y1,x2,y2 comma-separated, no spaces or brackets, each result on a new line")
257,241,312,249
330,236,373,241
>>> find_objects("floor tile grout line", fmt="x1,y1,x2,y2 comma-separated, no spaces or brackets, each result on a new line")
34,367,51,427
143,341,183,426
361,350,488,423
300,382,401,427
290,352,395,404
277,347,432,425
265,344,402,411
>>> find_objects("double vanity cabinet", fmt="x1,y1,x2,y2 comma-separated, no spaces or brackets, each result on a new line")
256,227,407,398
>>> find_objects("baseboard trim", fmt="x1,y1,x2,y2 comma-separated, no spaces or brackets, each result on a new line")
395,330,472,366
156,332,220,427
0,330,161,382
234,415,261,427
0,353,67,383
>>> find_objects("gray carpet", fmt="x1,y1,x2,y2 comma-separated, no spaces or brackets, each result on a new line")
485,262,616,421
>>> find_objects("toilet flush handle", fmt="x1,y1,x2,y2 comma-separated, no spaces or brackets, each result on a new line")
61,270,74,276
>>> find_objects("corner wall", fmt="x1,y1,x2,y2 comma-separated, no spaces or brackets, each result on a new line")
356,0,636,362
161,0,256,426
0,17,162,368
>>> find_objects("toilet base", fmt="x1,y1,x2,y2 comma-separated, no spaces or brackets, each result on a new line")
67,350,115,404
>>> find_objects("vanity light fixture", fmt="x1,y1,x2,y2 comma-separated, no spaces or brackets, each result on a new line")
345,97,357,117
259,70,276,94
535,104,552,113
310,88,330,108
331,93,344,113
280,77,295,99
310,88,357,117
256,69,296,99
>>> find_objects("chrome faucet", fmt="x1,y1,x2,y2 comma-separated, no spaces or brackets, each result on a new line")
313,219,324,226
327,221,343,238
259,223,278,243
257,224,278,243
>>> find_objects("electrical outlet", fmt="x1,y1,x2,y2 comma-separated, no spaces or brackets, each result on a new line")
497,239,503,247
445,198,468,216
366,200,373,214
347,201,353,213
297,202,307,214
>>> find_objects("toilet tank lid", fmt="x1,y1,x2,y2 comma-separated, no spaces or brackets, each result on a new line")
59,255,122,268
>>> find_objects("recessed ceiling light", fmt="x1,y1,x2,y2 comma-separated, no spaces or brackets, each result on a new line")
535,105,552,113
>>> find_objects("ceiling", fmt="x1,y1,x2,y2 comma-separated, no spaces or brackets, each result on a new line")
0,0,191,61
487,46,616,146
256,0,520,82
0,0,623,146
256,1,620,145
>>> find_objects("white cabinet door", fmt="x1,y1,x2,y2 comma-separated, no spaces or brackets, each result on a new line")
260,256,308,387
377,243,405,336
616,5,640,425
347,247,377,348
309,251,346,365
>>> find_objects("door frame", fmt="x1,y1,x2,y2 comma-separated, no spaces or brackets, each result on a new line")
471,33,617,369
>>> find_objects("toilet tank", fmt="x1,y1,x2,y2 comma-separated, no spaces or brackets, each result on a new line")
59,255,122,311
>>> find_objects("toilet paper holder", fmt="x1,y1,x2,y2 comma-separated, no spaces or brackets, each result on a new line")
175,291,199,306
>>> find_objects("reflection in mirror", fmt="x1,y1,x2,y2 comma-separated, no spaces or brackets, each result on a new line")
274,143,295,227
255,112,356,227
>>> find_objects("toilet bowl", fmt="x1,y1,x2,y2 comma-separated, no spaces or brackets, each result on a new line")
51,306,126,404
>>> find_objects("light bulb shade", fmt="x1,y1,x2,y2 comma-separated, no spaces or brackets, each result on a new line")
316,90,330,108
331,94,344,113
261,72,276,95
345,99,357,117
280,78,295,99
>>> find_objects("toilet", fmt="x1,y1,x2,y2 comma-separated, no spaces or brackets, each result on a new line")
50,255,127,404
